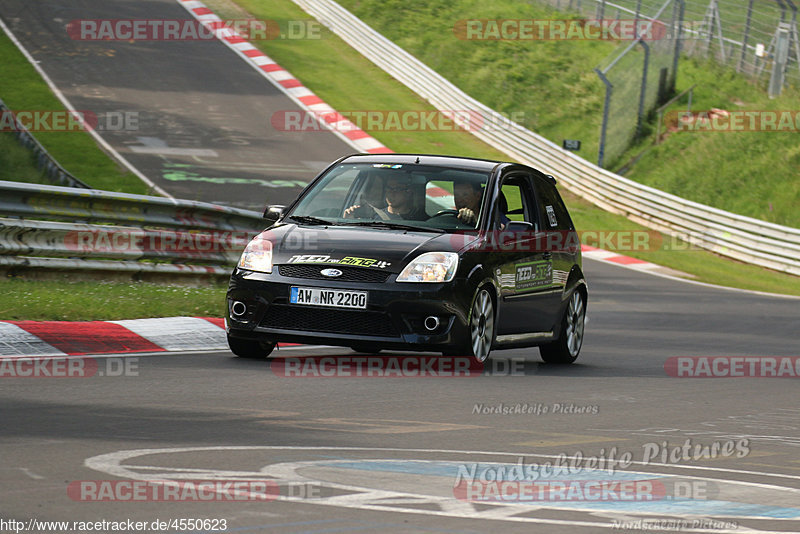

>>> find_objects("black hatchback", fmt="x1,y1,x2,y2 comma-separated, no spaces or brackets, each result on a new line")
226,154,587,363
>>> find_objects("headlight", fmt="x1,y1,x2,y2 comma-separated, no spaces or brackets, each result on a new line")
396,252,458,283
237,238,273,273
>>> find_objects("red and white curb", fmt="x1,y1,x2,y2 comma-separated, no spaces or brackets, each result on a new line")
176,0,392,155
581,244,670,272
0,317,227,357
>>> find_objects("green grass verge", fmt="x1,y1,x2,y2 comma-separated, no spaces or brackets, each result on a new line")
330,0,800,228
0,277,227,321
0,132,51,185
613,57,800,228
0,30,150,193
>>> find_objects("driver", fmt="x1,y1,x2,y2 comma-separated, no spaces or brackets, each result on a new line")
453,180,483,226
344,174,427,221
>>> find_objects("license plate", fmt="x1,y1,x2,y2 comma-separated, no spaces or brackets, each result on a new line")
290,287,367,309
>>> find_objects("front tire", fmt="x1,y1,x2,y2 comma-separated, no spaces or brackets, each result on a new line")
540,290,585,364
468,287,495,363
228,335,276,359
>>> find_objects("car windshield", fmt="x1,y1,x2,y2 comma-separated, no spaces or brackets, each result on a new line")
289,163,489,231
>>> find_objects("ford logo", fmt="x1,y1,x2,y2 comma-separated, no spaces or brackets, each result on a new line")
320,268,343,278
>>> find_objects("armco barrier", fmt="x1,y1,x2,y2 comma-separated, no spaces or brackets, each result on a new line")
0,181,264,231
0,181,266,276
292,0,800,277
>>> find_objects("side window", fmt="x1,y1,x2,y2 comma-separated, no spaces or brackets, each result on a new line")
426,180,455,214
499,174,539,231
533,176,574,231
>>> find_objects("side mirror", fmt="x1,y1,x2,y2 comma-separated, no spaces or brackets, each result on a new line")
505,221,534,233
263,205,286,225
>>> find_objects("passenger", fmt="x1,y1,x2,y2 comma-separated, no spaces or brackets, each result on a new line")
453,181,510,228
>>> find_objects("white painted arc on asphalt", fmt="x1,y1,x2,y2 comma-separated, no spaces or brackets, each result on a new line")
289,458,800,518
85,451,800,511
84,446,800,533
84,445,800,482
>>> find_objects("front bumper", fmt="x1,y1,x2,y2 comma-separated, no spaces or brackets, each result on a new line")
226,267,475,352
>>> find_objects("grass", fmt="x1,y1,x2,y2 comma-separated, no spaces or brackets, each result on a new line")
331,0,800,228
0,277,228,321
0,30,150,193
612,56,800,227
0,132,51,185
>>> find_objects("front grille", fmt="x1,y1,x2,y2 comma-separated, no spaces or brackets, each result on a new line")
278,265,390,283
260,305,398,337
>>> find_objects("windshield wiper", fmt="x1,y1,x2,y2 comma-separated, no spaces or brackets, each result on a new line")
288,215,337,226
347,221,444,233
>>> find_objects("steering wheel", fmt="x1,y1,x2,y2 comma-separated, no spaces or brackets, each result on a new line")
429,209,460,218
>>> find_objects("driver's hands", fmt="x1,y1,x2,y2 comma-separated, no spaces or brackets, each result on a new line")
457,207,477,225
343,204,362,218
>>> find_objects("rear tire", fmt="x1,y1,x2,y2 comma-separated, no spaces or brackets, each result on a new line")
540,290,585,364
228,335,276,359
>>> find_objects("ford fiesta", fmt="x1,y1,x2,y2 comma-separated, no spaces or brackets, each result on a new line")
226,154,587,363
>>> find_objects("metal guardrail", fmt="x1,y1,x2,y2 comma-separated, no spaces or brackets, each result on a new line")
0,98,91,189
0,181,267,277
293,0,800,277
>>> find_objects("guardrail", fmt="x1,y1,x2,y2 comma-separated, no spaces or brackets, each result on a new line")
293,0,800,277
0,181,267,277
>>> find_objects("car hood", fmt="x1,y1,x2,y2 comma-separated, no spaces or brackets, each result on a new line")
261,223,475,274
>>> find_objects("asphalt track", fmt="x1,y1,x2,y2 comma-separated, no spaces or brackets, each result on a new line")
0,0,355,209
2,259,799,533
1,0,800,532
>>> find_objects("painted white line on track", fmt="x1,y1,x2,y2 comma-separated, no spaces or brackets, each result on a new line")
83,446,800,533
583,256,800,300
0,18,173,198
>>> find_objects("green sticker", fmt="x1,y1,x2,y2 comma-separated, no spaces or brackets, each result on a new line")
515,260,553,291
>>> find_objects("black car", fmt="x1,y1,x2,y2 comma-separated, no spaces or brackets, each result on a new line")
226,154,587,363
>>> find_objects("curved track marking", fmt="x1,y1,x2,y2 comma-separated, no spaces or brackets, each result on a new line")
85,446,800,533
